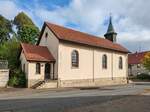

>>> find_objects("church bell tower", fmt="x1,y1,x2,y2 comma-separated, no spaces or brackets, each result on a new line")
104,16,117,43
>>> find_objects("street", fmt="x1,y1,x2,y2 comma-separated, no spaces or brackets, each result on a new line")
0,82,150,112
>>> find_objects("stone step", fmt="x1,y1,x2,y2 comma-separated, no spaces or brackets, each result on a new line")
31,80,45,89
36,80,58,89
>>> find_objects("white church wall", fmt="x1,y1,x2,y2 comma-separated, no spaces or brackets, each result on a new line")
58,42,128,81
39,26,59,79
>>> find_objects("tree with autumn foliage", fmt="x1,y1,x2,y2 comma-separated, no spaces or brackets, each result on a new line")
142,52,150,71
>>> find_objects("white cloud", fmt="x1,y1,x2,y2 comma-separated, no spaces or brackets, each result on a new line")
34,0,150,52
36,8,67,25
0,1,20,19
0,0,40,28
0,0,150,52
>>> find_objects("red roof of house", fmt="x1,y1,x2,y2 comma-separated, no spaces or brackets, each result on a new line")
128,51,148,64
21,43,55,62
38,22,129,53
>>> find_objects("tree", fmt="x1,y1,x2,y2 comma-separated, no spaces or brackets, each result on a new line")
14,12,35,29
17,25,39,44
0,38,20,71
142,52,150,71
0,38,26,87
0,12,39,87
14,12,39,44
0,15,12,43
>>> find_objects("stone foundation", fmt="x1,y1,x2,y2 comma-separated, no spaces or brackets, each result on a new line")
27,77,128,88
59,77,128,88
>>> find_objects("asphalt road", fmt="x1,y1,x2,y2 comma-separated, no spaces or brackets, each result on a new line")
0,82,150,112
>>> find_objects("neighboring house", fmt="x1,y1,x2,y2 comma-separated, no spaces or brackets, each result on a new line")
0,60,9,87
20,17,129,88
128,51,149,76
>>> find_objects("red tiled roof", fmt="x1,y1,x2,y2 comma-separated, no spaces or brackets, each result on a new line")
39,22,129,53
21,43,55,62
128,51,148,64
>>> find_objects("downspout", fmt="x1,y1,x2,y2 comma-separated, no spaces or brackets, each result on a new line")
53,62,55,80
127,54,129,83
130,65,132,75
57,43,60,88
111,52,113,80
93,49,95,82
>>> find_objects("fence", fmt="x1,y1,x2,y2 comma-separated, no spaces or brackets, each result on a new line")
0,60,8,69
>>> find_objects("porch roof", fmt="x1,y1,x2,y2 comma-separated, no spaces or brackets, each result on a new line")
21,43,55,62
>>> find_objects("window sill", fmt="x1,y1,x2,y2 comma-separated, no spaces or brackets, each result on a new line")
71,66,79,69
35,73,41,75
102,68,107,70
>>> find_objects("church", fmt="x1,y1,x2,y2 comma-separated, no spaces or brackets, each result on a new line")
20,17,129,88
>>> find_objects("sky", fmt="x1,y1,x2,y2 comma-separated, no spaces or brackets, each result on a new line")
0,0,150,52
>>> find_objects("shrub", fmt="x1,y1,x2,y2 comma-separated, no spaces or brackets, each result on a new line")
8,69,26,87
8,76,19,87
18,72,26,87
136,73,150,80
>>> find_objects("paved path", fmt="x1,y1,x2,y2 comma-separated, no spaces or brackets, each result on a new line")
0,82,150,112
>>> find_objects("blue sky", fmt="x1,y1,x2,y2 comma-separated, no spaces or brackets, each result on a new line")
13,0,71,27
15,0,70,9
0,0,150,52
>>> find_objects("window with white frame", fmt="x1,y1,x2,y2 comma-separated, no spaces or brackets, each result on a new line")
119,57,123,69
71,50,79,67
102,54,107,69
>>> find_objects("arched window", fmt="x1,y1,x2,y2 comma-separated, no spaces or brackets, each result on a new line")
36,63,41,74
102,54,107,69
71,50,79,67
119,57,123,69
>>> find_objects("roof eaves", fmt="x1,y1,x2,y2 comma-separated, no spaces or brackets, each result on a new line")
45,22,129,54
60,39,129,53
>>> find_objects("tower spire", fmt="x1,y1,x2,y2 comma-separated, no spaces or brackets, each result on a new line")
104,15,117,43
107,16,115,33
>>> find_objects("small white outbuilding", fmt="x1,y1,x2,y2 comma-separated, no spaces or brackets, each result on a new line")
0,61,9,87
